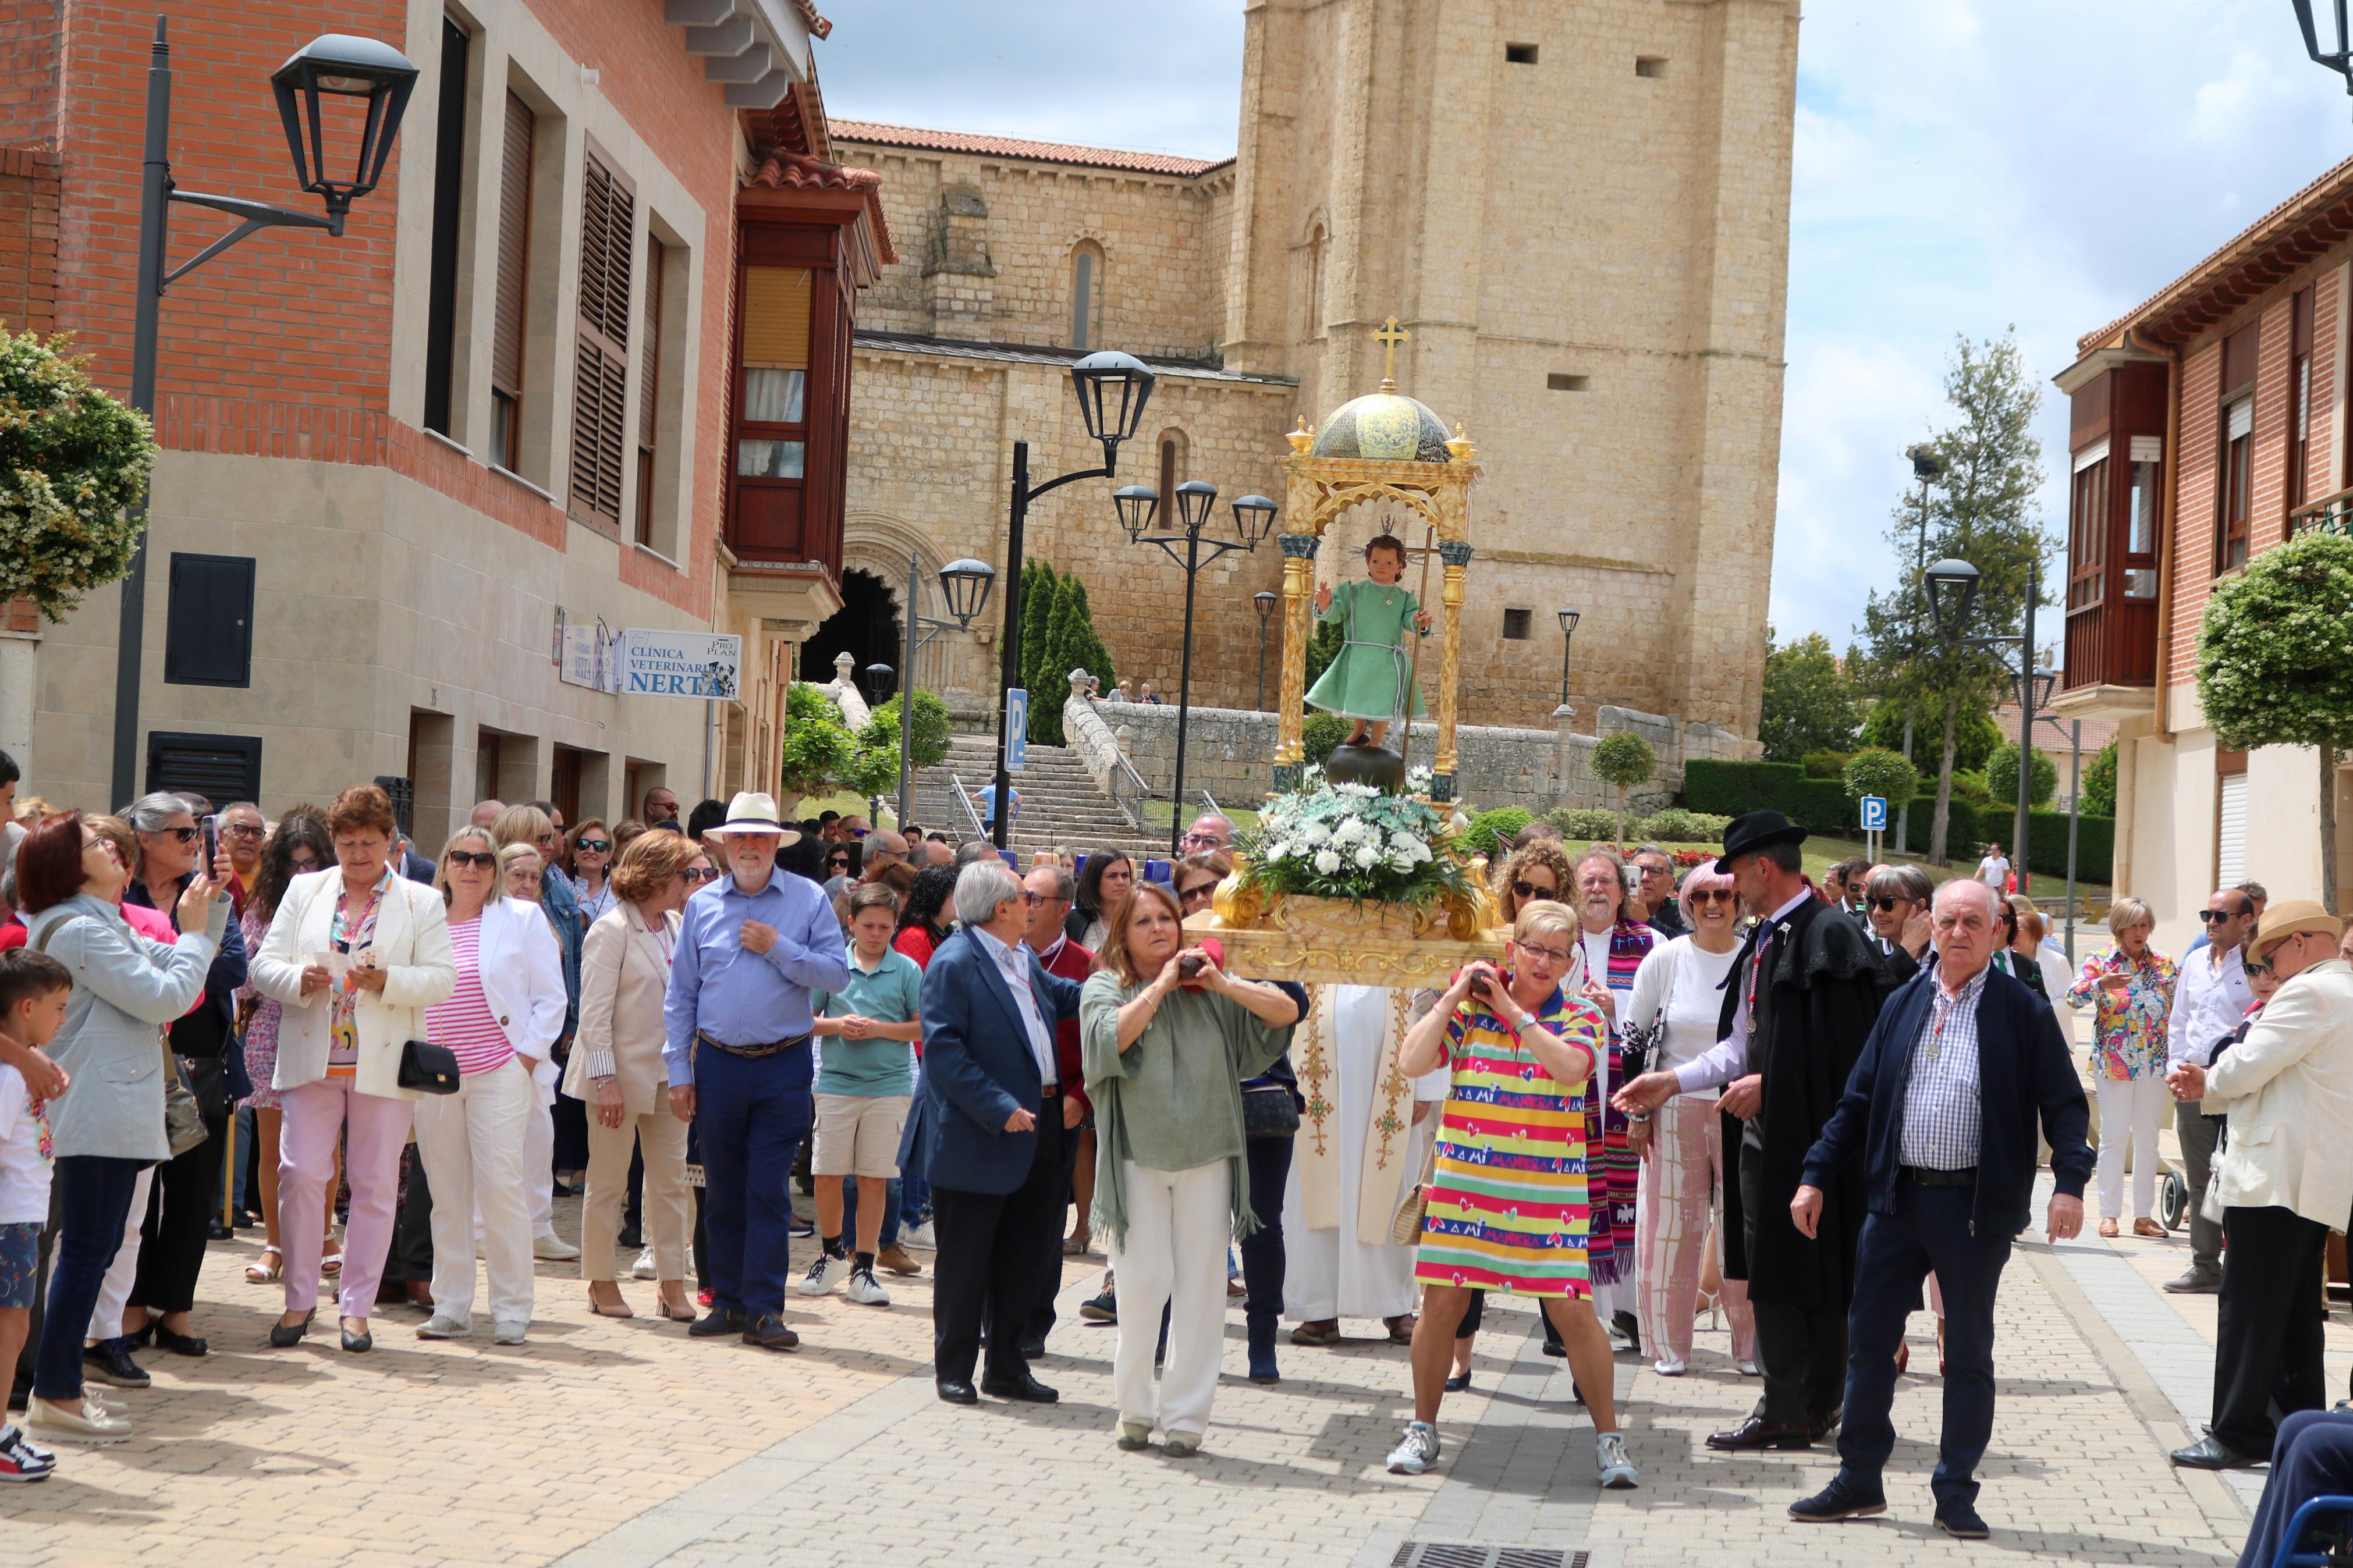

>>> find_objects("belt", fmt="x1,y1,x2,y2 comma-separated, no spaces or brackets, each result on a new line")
695,1030,811,1060
1901,1165,1978,1187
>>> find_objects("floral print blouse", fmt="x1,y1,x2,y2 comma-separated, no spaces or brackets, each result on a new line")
2067,945,2179,1081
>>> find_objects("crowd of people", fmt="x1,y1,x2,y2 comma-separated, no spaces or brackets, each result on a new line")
0,750,2343,1564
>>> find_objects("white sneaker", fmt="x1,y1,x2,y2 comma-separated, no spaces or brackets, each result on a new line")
26,1397,129,1445
492,1321,528,1345
843,1267,890,1307
417,1314,470,1339
1386,1420,1440,1475
902,1221,936,1250
1652,1356,1687,1377
1597,1431,1639,1489
631,1247,658,1281
1734,1357,1762,1377
533,1232,580,1261
799,1253,849,1296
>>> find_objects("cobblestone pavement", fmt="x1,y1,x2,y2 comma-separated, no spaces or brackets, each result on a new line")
1,1164,2312,1567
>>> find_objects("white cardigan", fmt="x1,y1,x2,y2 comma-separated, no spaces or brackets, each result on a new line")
250,869,457,1101
2205,958,2353,1230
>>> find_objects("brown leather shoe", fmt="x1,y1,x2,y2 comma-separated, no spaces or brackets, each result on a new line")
1705,1415,1814,1451
2097,1217,2120,1238
876,1245,924,1277
403,1280,434,1310
2134,1218,2167,1239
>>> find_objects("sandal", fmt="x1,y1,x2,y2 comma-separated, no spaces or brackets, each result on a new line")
1383,1314,1417,1345
1063,1234,1091,1256
244,1245,284,1284
321,1246,344,1278
1290,1320,1340,1347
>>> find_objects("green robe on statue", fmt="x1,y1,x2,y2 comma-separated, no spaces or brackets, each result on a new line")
1304,578,1429,722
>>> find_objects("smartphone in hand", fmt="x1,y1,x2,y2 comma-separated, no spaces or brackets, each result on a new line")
202,813,220,867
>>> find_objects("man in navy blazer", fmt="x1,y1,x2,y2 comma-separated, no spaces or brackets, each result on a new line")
1787,879,2092,1541
900,859,1085,1406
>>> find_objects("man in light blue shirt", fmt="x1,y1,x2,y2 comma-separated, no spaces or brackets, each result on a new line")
663,792,850,1353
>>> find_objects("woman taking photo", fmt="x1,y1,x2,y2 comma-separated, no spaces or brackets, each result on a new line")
249,785,456,1352
568,819,617,924
1067,850,1135,952
563,832,700,1321
1620,863,1756,1377
2067,897,2178,1240
1081,881,1300,1456
21,812,225,1442
414,827,566,1344
236,809,333,1286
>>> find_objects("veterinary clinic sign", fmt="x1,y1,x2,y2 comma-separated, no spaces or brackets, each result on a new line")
622,630,741,700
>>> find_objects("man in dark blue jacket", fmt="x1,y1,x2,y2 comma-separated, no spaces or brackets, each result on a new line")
1787,878,2092,1541
900,859,1085,1406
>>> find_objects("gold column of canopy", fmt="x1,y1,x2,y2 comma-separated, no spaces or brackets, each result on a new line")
1273,318,1479,800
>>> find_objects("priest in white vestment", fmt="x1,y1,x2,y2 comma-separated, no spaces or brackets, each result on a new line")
1283,985,1448,1342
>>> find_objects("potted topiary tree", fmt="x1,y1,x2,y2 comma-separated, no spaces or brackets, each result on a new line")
1843,746,1917,859
1591,731,1657,850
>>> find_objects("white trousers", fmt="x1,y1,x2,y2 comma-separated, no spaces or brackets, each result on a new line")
87,1167,156,1341
1108,1160,1231,1439
417,1055,535,1328
526,1080,555,1235
2095,1074,2166,1221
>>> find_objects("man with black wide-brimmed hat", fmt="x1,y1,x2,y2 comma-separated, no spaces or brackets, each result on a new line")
1617,809,1897,1449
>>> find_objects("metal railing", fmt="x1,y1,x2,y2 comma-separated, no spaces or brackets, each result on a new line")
2290,483,2353,539
945,771,989,842
1107,752,1155,834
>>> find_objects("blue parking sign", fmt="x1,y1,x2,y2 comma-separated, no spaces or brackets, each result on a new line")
1859,795,1887,833
1005,689,1028,772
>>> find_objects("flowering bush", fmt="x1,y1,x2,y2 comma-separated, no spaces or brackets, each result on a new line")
1240,783,1475,906
1294,760,1434,795
0,328,157,618
1670,848,1713,868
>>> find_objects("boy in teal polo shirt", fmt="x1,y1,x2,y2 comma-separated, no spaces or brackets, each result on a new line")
801,883,924,1306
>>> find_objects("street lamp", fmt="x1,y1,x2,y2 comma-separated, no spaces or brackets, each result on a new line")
1925,554,2045,890
986,352,1156,848
1117,484,1279,852
1923,557,1981,641
111,18,419,805
1556,607,1582,710
1895,446,1946,854
2293,0,2353,102
895,553,994,829
859,663,896,707
2014,667,2084,962
1253,590,1279,710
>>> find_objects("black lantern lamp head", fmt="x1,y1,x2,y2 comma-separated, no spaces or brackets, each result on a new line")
2295,0,2353,98
1557,606,1582,641
1231,494,1278,548
1253,589,1279,623
1112,485,1160,541
860,663,897,706
271,34,420,233
2014,666,2058,713
936,557,996,628
1172,479,1219,533
1924,557,1981,642
1906,442,1946,483
1069,351,1156,469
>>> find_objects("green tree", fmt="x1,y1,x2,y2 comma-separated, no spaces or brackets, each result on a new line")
0,328,158,618
1860,696,2001,777
1855,332,2050,864
1061,575,1117,705
1985,742,2058,810
2081,739,2118,817
1591,731,1656,849
1842,747,1918,807
1018,558,1058,716
1304,614,1344,699
1758,630,1862,763
2195,529,2353,912
778,682,858,804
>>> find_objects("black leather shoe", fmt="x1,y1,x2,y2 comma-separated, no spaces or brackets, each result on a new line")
936,1378,979,1406
979,1372,1060,1403
741,1314,800,1352
82,1339,151,1386
1612,1309,1642,1356
1788,1475,1887,1522
340,1321,373,1354
1935,1500,1990,1539
2171,1435,2266,1470
687,1308,748,1339
268,1312,315,1349
1017,1332,1048,1360
1444,1371,1472,1392
152,1325,208,1358
1706,1415,1814,1451
1809,1407,1844,1442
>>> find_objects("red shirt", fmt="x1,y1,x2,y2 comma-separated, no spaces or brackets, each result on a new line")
893,925,939,970
1032,933,1096,1116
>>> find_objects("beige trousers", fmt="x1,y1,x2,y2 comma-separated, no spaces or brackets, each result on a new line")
581,1107,692,1283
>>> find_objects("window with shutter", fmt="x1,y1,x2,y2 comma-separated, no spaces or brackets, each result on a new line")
736,265,812,481
636,234,664,544
422,18,470,438
491,91,534,471
570,150,634,531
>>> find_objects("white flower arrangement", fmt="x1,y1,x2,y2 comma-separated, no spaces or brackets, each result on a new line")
1243,781,1470,906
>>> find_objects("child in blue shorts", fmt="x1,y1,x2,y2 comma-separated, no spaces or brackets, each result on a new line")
0,947,74,1482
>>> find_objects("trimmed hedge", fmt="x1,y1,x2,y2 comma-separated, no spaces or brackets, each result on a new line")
1681,759,2110,883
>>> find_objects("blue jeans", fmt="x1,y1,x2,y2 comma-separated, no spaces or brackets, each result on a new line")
35,1155,146,1402
694,1044,814,1321
1241,1133,1292,1334
2237,1410,2353,1568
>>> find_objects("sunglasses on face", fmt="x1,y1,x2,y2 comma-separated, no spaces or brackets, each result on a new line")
1178,884,1216,905
446,850,496,869
1868,896,1907,912
684,866,721,882
578,839,610,854
1690,888,1736,908
2197,909,2239,924
1510,880,1556,901
153,826,198,844
2244,958,2272,977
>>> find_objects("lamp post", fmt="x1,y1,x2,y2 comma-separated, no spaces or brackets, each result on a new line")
2294,0,2353,104
991,351,1157,849
2017,669,2083,962
1115,481,1279,853
895,552,994,830
1556,607,1582,710
1926,553,2046,887
111,20,418,806
1253,590,1279,710
1895,444,1946,855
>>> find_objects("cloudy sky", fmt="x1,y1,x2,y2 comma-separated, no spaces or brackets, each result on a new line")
817,2,2353,657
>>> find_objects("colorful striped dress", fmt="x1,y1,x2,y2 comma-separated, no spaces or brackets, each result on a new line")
1573,920,1652,1288
1414,987,1607,1298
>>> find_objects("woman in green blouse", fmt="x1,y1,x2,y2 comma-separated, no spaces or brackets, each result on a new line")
1081,882,1300,1456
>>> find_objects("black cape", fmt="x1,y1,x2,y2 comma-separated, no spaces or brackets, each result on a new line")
1717,895,1897,1312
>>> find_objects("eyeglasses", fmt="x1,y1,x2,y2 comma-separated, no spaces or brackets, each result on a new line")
683,866,722,883
1510,880,1557,901
578,839,611,854
1179,831,1229,849
2197,909,2237,924
1514,943,1572,965
222,822,264,838
1177,884,1217,905
1689,889,1736,908
153,826,198,843
446,850,496,869
288,856,321,873
1868,896,1907,912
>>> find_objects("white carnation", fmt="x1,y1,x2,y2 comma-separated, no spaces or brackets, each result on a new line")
1353,844,1380,868
1388,849,1415,872
1333,817,1365,845
1313,848,1341,875
1303,820,1332,845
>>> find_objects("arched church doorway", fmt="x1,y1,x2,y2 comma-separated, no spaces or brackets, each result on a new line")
800,567,903,686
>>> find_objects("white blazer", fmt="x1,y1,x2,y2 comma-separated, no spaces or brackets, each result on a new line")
471,895,568,1078
250,869,457,1101
2205,958,2353,1230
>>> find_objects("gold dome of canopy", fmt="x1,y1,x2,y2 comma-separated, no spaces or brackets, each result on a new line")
1308,390,1453,464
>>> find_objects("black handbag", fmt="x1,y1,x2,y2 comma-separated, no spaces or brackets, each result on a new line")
1241,1080,1301,1139
396,1037,462,1095
178,1054,231,1121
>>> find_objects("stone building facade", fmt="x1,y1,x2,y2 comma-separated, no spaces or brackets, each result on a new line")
825,0,1797,741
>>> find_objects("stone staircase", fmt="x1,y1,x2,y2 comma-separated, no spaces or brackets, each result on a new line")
907,733,1173,861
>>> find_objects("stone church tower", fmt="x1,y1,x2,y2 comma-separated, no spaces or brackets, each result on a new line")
1219,0,1798,734
826,0,1796,738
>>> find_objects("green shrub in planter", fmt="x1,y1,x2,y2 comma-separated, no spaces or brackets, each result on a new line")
1468,806,1532,858
1633,807,1730,842
1548,806,1623,840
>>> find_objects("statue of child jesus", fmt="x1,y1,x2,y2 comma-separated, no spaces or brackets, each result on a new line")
1305,533,1433,750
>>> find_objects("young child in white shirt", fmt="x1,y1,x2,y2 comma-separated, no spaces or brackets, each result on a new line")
0,947,73,1482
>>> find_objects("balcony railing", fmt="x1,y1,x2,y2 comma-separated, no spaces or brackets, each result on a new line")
2290,484,2353,539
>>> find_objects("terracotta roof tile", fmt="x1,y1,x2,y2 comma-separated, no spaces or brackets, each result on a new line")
741,149,896,267
827,119,1232,178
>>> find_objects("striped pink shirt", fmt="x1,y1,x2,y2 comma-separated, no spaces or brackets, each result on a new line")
428,917,513,1076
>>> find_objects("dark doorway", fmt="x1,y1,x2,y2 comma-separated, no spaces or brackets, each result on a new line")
800,567,903,686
